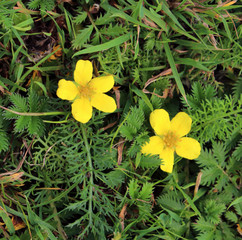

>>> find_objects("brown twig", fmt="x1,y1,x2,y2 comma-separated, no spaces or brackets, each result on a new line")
0,137,35,177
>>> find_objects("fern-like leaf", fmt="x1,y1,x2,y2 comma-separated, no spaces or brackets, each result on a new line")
193,217,214,233
9,94,28,112
139,154,161,169
225,211,238,223
120,106,145,141
72,25,93,50
28,117,44,135
203,200,225,224
4,91,46,136
196,143,230,191
128,179,140,199
73,11,87,24
232,139,242,161
138,182,153,201
28,0,55,11
232,77,242,101
14,116,30,132
100,24,127,37
0,129,9,152
104,169,125,188
157,191,185,213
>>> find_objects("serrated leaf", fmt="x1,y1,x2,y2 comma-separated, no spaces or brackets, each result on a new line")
72,25,93,50
100,24,127,37
204,200,225,224
95,12,113,25
157,191,185,212
200,167,221,186
197,231,214,240
192,217,214,232
138,182,153,201
28,117,44,135
128,179,139,199
232,140,242,161
213,142,227,166
225,211,238,223
228,197,242,212
0,130,9,152
139,154,161,169
15,116,30,132
74,11,87,24
10,93,28,112
120,124,137,141
105,169,125,188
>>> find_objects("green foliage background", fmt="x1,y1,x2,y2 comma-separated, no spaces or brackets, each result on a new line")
0,0,241,239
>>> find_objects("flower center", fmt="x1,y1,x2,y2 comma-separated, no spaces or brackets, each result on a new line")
163,131,179,149
78,84,95,99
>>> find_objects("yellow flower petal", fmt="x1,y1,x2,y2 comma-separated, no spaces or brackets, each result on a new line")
71,98,92,123
141,136,164,155
150,109,171,136
176,137,201,160
74,60,93,86
89,75,114,93
56,79,79,100
171,112,192,137
159,148,174,173
91,93,117,113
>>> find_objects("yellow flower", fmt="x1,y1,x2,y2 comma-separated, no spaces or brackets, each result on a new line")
141,109,201,173
56,60,117,123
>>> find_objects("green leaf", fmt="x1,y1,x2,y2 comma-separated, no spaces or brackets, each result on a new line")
0,208,15,235
28,117,44,135
176,58,210,71
72,25,93,49
193,217,214,232
204,200,225,224
73,33,131,56
120,124,137,140
10,94,28,112
161,2,184,30
162,33,186,102
130,85,153,111
138,182,153,201
157,191,185,212
228,196,242,209
105,169,125,188
33,81,48,97
143,8,167,32
0,130,9,152
0,76,26,92
15,116,30,132
174,180,201,217
74,11,87,24
225,211,238,223
128,179,139,199
139,154,161,169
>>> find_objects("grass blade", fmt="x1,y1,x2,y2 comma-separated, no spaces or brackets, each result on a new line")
162,33,187,102
73,33,131,56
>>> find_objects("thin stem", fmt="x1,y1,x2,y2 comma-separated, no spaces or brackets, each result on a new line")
0,105,66,116
80,123,93,226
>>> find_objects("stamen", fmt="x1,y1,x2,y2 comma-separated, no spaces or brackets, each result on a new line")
78,84,95,99
163,131,179,149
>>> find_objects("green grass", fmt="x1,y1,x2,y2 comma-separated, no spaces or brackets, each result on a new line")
0,0,241,239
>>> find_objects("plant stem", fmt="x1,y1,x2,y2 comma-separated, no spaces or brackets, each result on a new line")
0,105,66,116
80,123,93,226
